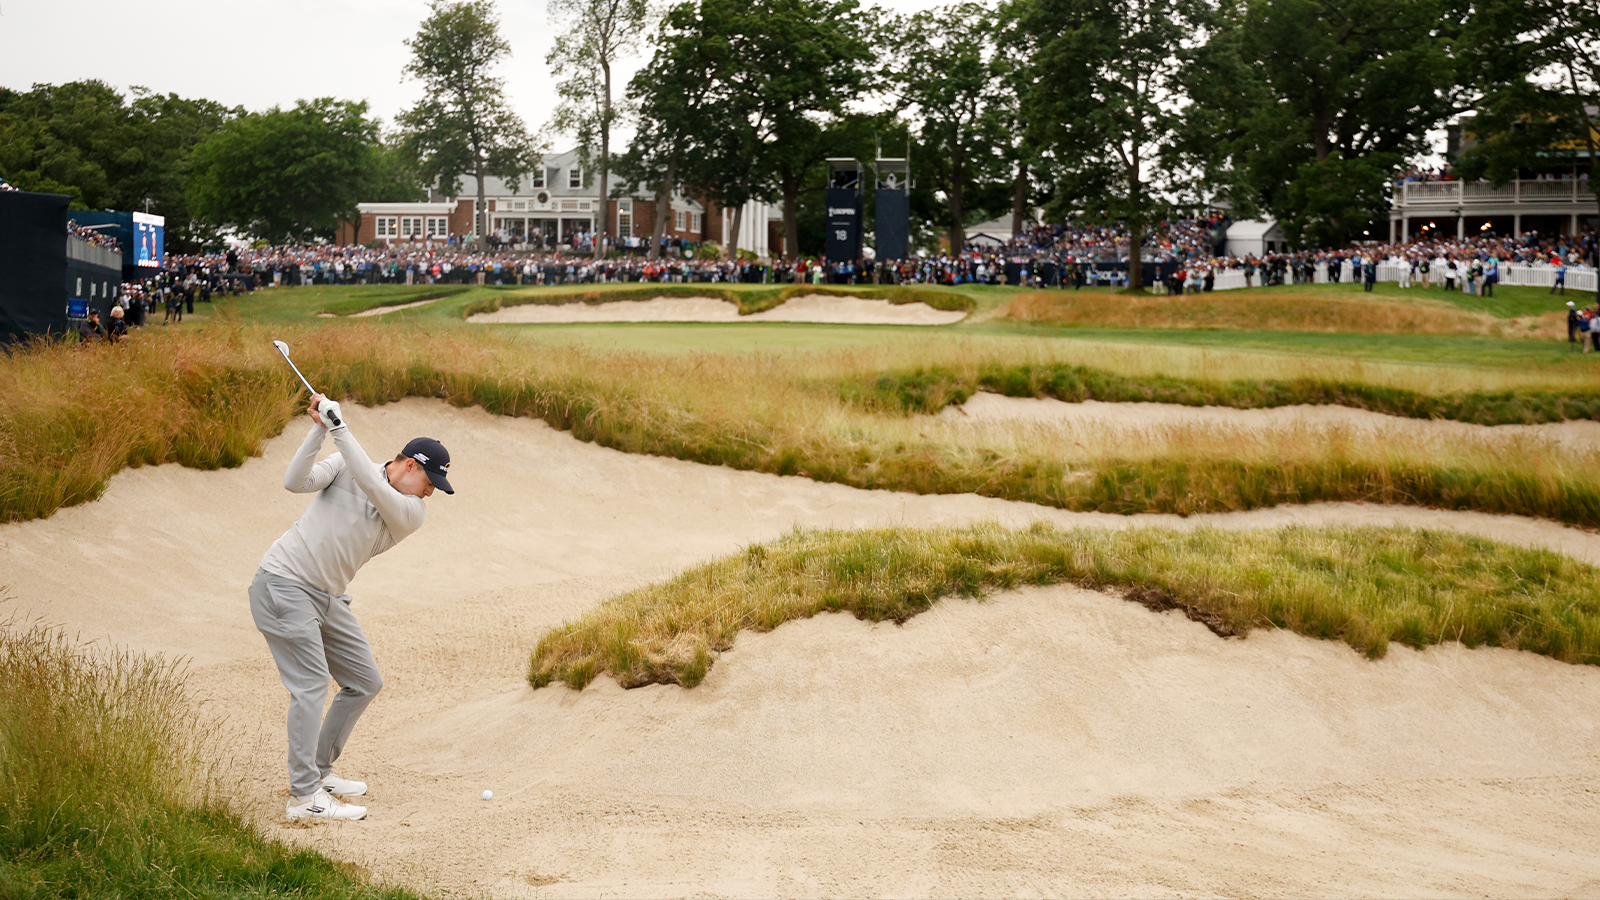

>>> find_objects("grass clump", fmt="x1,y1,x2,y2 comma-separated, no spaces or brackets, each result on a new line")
0,614,421,898
527,523,1600,689
849,361,1600,425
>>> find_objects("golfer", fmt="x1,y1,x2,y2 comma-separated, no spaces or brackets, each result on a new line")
249,393,453,820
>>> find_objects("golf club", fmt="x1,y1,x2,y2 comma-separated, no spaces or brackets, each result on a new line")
272,340,341,426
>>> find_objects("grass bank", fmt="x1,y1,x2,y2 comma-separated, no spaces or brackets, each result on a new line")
1001,289,1560,337
460,283,972,318
850,361,1600,425
527,524,1600,689
0,615,420,898
8,321,1600,527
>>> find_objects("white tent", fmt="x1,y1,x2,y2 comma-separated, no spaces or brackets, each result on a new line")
1225,219,1286,257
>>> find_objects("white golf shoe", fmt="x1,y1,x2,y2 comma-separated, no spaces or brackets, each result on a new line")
286,788,366,821
321,773,367,796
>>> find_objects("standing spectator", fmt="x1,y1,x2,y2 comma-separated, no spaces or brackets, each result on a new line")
1567,300,1581,348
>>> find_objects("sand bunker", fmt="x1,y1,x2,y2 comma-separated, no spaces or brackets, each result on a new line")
6,399,1600,897
318,298,441,318
942,391,1600,453
468,293,969,325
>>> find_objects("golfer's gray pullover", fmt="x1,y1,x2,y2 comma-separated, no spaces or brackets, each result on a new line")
259,421,425,596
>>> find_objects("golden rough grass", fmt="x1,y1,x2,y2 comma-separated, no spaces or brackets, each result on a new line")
5,321,1600,524
1001,289,1565,337
527,524,1600,689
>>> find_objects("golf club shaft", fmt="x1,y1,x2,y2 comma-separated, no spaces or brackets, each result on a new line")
274,344,341,426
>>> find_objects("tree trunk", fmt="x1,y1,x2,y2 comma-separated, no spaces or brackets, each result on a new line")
782,165,800,262
599,58,612,257
1126,220,1143,291
475,154,488,244
728,201,745,260
1010,162,1028,238
948,141,965,256
650,149,677,261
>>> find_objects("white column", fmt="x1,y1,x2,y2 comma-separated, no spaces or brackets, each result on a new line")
1514,213,1521,236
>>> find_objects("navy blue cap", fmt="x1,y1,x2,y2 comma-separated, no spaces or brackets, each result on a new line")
402,437,453,494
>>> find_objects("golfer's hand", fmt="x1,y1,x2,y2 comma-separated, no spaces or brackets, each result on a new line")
317,397,345,429
308,393,328,428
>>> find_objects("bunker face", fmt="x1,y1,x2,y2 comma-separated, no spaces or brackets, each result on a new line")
7,398,1600,898
468,293,969,325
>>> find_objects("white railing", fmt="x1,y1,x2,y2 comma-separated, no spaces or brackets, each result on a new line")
1400,178,1594,205
1184,261,1596,294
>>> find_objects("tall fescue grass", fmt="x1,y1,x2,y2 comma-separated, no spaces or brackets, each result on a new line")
6,319,1600,526
0,612,420,898
1001,288,1563,337
0,324,299,522
526,524,1600,689
462,283,972,317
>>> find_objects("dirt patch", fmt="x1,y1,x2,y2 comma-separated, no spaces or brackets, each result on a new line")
1121,584,1242,637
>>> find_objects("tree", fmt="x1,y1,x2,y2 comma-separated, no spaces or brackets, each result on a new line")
1017,0,1210,290
397,0,536,238
1182,0,1459,247
0,81,236,250
187,99,405,242
617,15,728,259
885,2,1013,255
547,0,651,254
1456,0,1600,229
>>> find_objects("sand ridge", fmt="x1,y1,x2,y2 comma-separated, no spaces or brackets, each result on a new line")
5,398,1599,897
467,293,969,325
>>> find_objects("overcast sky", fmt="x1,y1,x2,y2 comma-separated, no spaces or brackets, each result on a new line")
0,0,939,148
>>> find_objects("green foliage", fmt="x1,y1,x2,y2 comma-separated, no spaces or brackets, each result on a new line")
547,0,651,244
0,619,422,898
397,0,536,234
1455,0,1600,206
527,524,1600,688
1182,0,1458,246
1016,0,1208,288
187,98,406,242
0,81,238,250
884,2,1014,253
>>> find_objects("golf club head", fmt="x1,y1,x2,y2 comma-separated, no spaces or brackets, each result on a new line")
272,339,291,356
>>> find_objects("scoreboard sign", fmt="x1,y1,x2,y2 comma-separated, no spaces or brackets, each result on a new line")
824,187,862,264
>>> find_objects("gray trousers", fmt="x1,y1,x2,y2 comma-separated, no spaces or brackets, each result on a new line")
248,569,383,797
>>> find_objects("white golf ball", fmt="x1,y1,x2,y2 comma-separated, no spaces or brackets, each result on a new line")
482,789,493,801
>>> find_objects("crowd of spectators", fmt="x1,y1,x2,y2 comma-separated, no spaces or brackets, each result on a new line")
67,219,122,253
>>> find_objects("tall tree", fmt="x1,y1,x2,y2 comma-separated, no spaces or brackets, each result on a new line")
617,13,728,259
1017,0,1210,290
885,2,1013,255
0,81,236,250
547,0,651,255
398,0,536,238
1456,0,1600,228
187,98,408,242
1183,0,1459,247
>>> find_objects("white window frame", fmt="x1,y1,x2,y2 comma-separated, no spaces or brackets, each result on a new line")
690,212,701,233
400,216,424,238
375,216,399,238
618,211,632,236
426,216,449,238
674,209,686,231
568,168,583,189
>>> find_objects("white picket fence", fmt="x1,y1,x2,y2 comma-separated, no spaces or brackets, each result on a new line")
1190,262,1596,294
